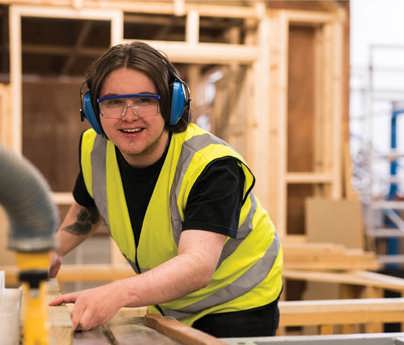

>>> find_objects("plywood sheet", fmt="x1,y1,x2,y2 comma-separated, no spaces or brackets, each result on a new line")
305,197,364,249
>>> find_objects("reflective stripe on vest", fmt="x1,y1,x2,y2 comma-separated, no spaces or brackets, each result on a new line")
92,136,108,227
169,133,228,244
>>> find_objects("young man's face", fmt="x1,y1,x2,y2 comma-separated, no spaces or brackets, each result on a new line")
99,67,168,167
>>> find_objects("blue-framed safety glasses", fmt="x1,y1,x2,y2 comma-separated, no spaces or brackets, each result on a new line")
97,93,161,119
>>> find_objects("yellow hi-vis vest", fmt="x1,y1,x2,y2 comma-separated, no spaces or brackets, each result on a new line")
81,123,283,325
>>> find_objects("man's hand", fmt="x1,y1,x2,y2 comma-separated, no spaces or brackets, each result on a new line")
48,252,62,278
49,281,128,331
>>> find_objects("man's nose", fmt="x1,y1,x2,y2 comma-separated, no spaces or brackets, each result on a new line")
121,103,140,120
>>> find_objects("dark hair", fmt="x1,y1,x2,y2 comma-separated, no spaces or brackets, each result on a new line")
85,41,190,132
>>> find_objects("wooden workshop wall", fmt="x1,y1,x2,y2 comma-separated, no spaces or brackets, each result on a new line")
0,2,350,268
22,79,85,193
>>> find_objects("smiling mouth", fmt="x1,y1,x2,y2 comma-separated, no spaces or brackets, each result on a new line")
119,128,144,134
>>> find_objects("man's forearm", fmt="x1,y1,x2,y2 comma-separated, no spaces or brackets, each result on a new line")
56,202,100,256
120,230,226,308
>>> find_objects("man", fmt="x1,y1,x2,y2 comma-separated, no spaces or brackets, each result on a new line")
49,41,283,337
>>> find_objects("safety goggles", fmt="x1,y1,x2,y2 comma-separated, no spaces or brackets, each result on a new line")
97,93,161,119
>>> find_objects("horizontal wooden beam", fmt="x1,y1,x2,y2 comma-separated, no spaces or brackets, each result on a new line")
278,9,334,25
284,269,404,293
86,1,259,19
2,264,134,286
280,297,404,326
122,39,258,64
285,172,333,184
23,44,104,57
52,192,74,205
0,1,259,19
145,314,226,345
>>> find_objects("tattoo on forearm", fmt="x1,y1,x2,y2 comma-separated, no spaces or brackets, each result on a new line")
63,207,99,235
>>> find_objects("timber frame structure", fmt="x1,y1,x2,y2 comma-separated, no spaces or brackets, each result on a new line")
0,0,349,263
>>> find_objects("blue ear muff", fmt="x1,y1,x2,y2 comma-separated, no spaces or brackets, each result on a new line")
170,80,187,126
82,91,103,135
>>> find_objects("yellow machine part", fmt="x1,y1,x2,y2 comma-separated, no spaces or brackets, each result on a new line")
16,252,51,345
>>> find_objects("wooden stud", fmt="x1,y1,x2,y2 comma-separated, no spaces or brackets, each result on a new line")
186,10,199,45
0,84,11,147
313,27,325,197
174,0,185,17
248,4,271,219
9,6,22,153
330,16,344,199
266,11,288,236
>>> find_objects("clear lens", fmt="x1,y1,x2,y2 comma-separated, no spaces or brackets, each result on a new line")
100,97,159,119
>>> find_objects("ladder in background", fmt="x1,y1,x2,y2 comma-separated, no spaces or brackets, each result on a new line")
357,44,404,266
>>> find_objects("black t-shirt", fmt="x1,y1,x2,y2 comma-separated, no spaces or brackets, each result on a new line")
73,133,245,246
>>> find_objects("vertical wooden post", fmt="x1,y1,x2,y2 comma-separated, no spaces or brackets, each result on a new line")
330,14,344,200
9,6,22,153
267,11,288,236
186,10,199,45
248,2,272,224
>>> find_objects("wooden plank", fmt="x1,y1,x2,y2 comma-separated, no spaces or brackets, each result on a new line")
247,6,272,220
174,0,185,16
52,192,74,205
0,1,259,19
280,298,404,327
330,18,344,199
9,5,22,153
1,264,134,286
73,328,111,344
321,22,333,198
58,264,134,282
85,1,259,19
0,84,11,147
280,10,334,25
108,321,182,345
266,11,288,235
313,27,325,191
145,314,226,345
122,40,258,64
186,10,199,45
284,269,404,293
47,280,73,345
286,173,333,183
284,252,380,271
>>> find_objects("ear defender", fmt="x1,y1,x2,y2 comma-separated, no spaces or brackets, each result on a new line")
169,80,188,126
81,91,103,135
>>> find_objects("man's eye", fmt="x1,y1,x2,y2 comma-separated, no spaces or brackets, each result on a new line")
137,97,153,104
104,99,125,107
